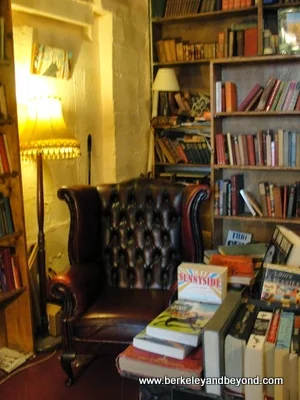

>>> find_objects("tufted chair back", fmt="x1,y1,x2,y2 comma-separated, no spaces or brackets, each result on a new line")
59,178,207,293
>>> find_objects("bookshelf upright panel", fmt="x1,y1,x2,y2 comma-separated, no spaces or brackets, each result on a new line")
0,0,33,354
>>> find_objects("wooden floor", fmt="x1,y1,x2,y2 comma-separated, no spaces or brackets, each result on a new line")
0,345,139,400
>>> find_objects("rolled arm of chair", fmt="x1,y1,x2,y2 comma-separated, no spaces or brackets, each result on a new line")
49,262,102,318
182,184,211,263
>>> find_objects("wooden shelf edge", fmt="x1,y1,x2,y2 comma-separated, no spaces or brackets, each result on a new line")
0,230,23,246
214,215,300,224
151,6,258,24
0,287,26,306
263,1,300,10
213,165,300,170
215,111,300,117
156,163,211,168
211,54,300,64
153,59,210,67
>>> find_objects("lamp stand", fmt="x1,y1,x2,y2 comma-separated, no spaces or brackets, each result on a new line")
35,152,61,353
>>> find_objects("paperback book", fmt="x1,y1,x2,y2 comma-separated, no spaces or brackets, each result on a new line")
116,345,203,390
177,263,227,304
146,299,219,347
260,263,300,305
133,329,193,360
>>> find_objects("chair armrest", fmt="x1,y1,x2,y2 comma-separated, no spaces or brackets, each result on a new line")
182,184,211,263
49,262,102,318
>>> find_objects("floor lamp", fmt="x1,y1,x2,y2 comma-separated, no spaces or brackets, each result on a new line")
19,96,81,352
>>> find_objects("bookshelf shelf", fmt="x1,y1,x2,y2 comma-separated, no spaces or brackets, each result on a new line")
0,230,23,246
215,111,300,117
0,288,25,307
213,165,300,171
153,59,210,67
214,215,300,224
263,1,300,10
211,54,300,64
152,6,258,24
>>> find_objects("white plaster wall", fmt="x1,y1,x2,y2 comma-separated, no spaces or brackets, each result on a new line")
12,0,150,274
13,11,101,273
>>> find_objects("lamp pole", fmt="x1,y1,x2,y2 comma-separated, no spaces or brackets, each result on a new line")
37,151,48,336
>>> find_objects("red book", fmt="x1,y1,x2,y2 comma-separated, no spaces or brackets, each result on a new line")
266,309,281,344
257,130,264,166
244,28,258,57
231,174,244,216
264,79,282,111
0,135,10,173
238,84,262,111
295,93,300,110
116,345,203,388
246,134,256,165
0,247,15,291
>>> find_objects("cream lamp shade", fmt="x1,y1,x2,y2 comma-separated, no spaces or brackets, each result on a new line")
19,96,81,160
152,68,180,92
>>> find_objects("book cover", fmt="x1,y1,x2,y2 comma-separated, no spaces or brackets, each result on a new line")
177,263,227,304
209,253,254,279
264,308,281,398
260,263,300,305
133,329,193,360
203,291,242,397
225,303,259,394
274,311,294,400
218,242,268,259
146,299,219,347
263,225,300,267
116,344,203,387
225,230,252,246
238,83,262,111
244,311,273,400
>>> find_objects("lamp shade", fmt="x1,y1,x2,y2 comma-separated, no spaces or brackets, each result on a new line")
19,97,81,161
152,68,180,92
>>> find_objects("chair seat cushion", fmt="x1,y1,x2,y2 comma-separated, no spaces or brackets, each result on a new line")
72,288,171,343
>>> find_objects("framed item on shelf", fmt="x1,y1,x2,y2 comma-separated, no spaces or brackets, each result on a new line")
278,7,300,55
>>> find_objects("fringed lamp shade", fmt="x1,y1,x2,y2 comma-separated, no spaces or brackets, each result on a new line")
19,97,81,160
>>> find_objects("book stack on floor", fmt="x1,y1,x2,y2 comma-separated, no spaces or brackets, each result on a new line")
116,262,246,392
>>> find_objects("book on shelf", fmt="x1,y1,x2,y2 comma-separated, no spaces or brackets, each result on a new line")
133,329,193,360
0,247,22,293
224,302,259,394
225,230,252,246
274,311,294,400
239,189,263,217
177,262,227,304
244,311,273,400
116,345,203,390
203,290,242,397
0,84,8,119
146,299,219,347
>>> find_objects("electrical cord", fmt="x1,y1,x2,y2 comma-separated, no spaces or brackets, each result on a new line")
0,349,57,385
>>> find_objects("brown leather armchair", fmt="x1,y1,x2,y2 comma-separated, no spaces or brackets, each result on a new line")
50,178,210,385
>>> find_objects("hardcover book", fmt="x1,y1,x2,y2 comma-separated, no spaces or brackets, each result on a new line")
244,311,273,400
177,262,227,304
260,263,300,305
116,345,203,390
203,291,242,397
133,329,193,360
225,302,259,394
263,225,300,267
274,311,294,400
146,299,219,347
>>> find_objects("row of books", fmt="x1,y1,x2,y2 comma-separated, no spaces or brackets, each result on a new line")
216,78,300,113
215,130,300,167
218,26,258,59
159,91,210,118
156,134,211,164
0,247,22,293
156,39,219,63
151,0,254,18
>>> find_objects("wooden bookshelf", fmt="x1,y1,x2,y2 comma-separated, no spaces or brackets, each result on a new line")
210,55,300,246
0,0,33,354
